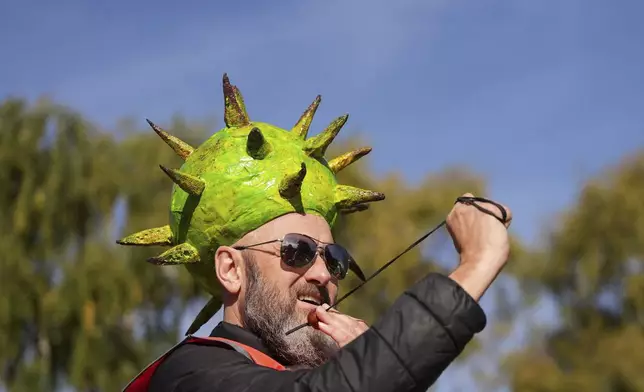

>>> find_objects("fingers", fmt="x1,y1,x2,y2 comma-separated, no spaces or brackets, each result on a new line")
455,192,513,228
319,306,367,329
310,305,368,347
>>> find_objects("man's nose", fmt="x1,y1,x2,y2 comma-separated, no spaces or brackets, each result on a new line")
303,253,332,287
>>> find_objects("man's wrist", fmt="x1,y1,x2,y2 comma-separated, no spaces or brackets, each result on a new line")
448,252,506,302
460,249,507,269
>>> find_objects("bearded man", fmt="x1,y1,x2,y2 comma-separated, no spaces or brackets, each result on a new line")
119,74,512,392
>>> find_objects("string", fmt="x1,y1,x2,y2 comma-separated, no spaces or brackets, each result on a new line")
284,196,508,336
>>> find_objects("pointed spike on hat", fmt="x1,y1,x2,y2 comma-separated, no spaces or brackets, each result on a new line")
246,127,272,159
279,163,307,199
116,225,173,246
146,119,194,160
185,296,222,336
303,114,348,158
159,165,205,196
222,73,251,128
147,243,200,265
328,147,372,173
291,95,321,139
335,185,385,209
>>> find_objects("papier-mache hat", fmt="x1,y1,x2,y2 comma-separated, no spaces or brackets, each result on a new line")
117,74,385,334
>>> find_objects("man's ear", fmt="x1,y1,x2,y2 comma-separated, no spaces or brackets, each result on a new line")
214,246,243,295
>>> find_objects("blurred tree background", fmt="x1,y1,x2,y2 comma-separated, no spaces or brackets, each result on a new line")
1,95,643,391
504,152,644,391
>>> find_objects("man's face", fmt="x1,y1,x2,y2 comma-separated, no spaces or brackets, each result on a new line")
236,213,341,368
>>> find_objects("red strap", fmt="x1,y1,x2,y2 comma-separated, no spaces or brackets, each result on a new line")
187,336,286,371
122,336,285,392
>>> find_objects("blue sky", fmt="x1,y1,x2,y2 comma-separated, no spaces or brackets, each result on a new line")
2,0,644,390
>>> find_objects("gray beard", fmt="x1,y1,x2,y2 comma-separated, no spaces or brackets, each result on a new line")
241,258,339,368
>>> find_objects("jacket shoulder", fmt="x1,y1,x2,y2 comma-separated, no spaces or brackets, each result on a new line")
148,340,254,391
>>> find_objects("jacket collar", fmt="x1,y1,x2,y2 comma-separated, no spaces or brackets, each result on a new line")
209,321,273,357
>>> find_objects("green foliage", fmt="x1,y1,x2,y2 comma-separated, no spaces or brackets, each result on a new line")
506,151,644,391
0,95,528,391
0,98,209,391
330,136,487,324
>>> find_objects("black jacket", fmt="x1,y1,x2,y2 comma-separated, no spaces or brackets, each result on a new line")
149,273,487,392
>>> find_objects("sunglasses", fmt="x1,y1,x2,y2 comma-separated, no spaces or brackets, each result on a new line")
232,233,366,281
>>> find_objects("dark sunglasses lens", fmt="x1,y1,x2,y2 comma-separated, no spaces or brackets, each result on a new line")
281,234,317,267
324,245,351,279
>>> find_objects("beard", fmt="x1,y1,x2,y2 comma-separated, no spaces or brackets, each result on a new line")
241,256,339,369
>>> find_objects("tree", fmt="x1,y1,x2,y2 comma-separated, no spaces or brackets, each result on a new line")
329,135,487,324
0,98,208,391
0,96,501,391
505,150,644,391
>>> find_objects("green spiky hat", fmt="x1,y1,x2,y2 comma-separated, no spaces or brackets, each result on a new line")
117,74,385,334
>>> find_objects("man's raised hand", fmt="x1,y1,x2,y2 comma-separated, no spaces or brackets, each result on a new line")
446,193,513,301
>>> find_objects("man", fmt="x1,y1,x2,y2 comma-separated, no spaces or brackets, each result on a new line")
118,74,512,392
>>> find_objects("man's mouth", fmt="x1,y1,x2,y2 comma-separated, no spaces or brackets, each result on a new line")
297,296,322,306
